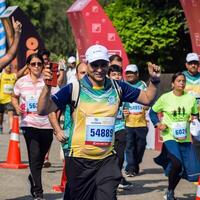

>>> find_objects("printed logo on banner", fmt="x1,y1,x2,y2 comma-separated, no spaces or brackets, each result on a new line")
194,33,200,46
101,18,106,23
107,33,116,41
108,50,122,57
92,23,101,33
92,6,99,13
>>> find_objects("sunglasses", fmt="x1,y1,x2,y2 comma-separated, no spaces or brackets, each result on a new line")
30,62,43,67
187,61,199,65
90,60,108,68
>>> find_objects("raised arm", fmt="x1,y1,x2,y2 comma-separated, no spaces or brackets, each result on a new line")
136,62,160,105
37,67,58,115
0,17,22,71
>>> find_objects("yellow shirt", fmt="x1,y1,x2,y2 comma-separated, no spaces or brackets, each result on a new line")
0,72,17,104
125,80,147,127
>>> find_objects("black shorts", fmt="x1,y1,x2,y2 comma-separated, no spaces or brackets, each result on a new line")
0,102,15,113
63,154,121,200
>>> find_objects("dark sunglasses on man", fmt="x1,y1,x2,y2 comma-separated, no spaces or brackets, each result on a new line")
90,60,109,68
187,61,199,65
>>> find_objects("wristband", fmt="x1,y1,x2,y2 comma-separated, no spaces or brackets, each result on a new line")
150,76,160,85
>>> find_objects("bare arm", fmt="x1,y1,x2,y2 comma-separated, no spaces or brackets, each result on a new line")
48,111,66,142
0,17,22,71
11,94,23,115
57,70,64,86
16,64,28,79
37,84,58,115
137,62,160,105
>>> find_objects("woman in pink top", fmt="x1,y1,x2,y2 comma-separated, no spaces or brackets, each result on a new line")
12,53,53,200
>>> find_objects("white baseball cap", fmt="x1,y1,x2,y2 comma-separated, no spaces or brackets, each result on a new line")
125,64,138,73
186,53,199,62
85,44,109,63
68,56,76,64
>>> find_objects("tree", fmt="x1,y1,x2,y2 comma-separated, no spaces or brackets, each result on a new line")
105,0,191,72
7,0,76,58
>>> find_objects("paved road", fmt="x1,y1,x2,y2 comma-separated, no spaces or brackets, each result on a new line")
0,131,197,200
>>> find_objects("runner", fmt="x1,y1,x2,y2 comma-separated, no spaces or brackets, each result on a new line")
38,44,161,200
108,64,133,189
149,72,200,200
124,64,148,177
12,53,57,200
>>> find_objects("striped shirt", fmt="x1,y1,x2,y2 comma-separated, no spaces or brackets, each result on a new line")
14,74,57,129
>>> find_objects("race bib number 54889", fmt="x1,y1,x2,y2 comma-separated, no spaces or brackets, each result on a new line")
85,117,115,146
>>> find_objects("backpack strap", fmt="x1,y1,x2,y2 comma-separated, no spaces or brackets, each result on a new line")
70,80,80,114
110,79,122,106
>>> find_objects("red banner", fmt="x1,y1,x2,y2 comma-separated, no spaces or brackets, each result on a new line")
180,0,200,56
67,0,129,71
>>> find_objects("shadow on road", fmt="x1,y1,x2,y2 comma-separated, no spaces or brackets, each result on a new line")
117,177,195,199
142,167,163,175
5,192,63,200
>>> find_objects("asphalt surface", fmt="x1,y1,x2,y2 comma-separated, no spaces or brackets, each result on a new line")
0,122,197,200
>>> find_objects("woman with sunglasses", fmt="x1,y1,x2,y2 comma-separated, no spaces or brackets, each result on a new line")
149,72,200,200
12,53,57,200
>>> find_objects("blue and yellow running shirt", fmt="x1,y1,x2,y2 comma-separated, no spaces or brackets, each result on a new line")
183,70,200,112
124,80,147,127
52,75,140,159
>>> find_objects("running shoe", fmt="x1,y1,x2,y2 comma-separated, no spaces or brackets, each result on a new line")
163,190,177,200
118,177,133,189
34,193,45,200
125,170,136,177
34,197,46,200
27,174,35,197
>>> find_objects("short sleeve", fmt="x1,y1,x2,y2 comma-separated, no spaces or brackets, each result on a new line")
152,95,164,113
118,81,141,103
13,79,21,96
51,83,72,110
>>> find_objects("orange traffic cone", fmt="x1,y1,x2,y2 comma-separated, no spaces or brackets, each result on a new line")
52,161,67,192
0,116,28,169
196,176,200,200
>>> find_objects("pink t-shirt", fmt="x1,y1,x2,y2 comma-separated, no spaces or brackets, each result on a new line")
14,74,58,129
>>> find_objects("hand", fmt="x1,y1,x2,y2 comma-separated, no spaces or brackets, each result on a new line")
12,17,22,34
156,123,167,131
147,62,161,78
54,129,67,143
15,105,25,115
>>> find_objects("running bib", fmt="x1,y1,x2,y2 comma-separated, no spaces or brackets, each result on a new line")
116,109,123,119
3,84,13,94
85,117,115,146
26,95,39,112
129,102,143,114
172,121,187,140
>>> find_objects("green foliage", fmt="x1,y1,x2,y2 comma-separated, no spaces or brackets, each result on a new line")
7,0,75,57
105,0,191,72
6,0,191,72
